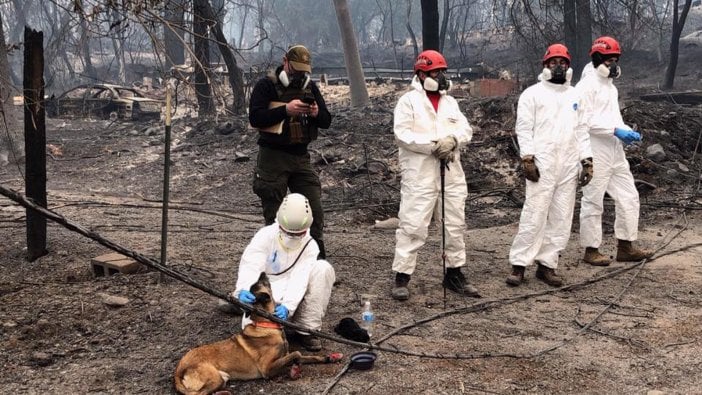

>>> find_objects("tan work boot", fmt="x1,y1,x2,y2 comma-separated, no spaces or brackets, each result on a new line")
583,247,612,266
505,265,525,287
535,263,563,287
391,272,410,301
616,239,654,262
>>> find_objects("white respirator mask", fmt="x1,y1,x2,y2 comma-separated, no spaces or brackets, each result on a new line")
278,231,306,250
596,63,621,79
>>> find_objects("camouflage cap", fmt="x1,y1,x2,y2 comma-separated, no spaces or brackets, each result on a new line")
286,45,311,73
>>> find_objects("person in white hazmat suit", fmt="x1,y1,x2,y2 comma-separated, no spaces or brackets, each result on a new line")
576,36,653,266
230,193,335,351
506,43,593,287
391,50,479,301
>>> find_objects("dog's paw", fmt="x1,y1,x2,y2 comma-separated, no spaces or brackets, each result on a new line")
289,363,302,380
326,352,344,363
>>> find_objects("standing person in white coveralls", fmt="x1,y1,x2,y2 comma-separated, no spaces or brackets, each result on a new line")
576,36,653,266
506,44,593,287
230,193,335,351
391,50,479,301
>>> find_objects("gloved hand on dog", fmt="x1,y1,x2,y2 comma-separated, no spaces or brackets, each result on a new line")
274,304,289,320
613,127,641,145
432,136,457,162
238,290,255,304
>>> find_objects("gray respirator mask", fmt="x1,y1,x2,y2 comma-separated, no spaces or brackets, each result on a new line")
278,70,310,90
549,65,566,84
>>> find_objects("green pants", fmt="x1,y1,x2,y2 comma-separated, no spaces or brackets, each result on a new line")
252,146,325,258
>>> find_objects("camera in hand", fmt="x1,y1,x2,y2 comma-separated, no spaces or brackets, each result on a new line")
301,95,315,105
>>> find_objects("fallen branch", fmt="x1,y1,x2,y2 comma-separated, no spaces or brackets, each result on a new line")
573,317,649,350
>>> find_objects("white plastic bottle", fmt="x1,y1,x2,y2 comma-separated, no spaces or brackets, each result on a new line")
361,301,375,338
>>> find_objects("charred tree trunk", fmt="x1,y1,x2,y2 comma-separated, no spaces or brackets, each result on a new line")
164,0,186,68
333,0,370,108
564,0,592,80
574,0,592,78
663,0,692,89
256,0,267,54
193,0,215,115
203,0,246,114
110,8,127,84
421,0,440,51
23,28,47,262
79,14,97,80
564,0,577,65
0,9,24,166
439,0,450,52
406,0,419,60
237,5,249,48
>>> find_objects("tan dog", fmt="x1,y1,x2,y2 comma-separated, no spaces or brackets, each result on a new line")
174,272,341,395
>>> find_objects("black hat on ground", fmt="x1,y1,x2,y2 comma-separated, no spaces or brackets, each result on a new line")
334,317,370,342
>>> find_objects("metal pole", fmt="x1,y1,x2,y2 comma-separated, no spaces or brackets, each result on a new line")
159,88,172,283
440,159,447,309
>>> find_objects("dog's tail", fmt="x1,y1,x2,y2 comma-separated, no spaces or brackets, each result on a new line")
174,363,227,395
173,367,196,395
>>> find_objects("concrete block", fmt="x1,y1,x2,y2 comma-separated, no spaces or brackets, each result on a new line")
91,252,141,277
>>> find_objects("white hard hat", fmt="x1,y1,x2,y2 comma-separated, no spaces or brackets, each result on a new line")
276,193,313,233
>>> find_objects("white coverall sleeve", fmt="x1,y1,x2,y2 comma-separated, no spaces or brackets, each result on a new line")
393,95,435,155
275,248,318,315
515,90,536,158
233,228,269,298
446,97,473,148
577,82,615,137
575,97,593,160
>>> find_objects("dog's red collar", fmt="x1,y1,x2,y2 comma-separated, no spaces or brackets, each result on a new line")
253,321,283,329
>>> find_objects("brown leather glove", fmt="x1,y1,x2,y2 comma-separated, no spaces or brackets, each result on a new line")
432,136,457,162
579,157,593,187
521,155,540,182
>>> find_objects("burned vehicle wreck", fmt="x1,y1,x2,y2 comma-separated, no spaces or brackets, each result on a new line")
46,84,162,121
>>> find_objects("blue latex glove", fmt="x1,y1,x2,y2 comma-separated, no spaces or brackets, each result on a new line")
274,304,289,320
238,290,255,304
614,127,642,145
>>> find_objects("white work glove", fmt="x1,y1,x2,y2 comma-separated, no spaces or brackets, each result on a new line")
432,136,457,162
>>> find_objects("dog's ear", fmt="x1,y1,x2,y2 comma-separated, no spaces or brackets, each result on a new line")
256,272,271,288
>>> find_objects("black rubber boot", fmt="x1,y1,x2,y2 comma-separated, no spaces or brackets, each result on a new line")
505,265,525,287
443,268,480,297
391,272,410,301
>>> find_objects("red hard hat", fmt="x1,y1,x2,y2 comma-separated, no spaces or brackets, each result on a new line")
589,36,621,57
542,43,571,64
414,50,448,73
